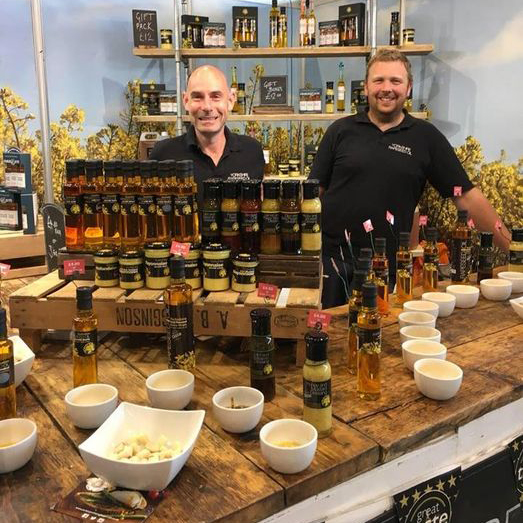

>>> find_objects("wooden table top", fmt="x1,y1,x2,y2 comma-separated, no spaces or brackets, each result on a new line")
1,276,522,523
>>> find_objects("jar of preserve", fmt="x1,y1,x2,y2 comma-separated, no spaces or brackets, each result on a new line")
203,243,231,292
119,250,145,289
232,253,258,293
278,163,289,178
185,243,202,289
145,241,171,289
94,249,119,287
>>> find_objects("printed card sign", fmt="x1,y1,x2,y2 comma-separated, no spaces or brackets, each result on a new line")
363,219,374,233
132,10,158,48
0,263,10,277
258,282,279,300
508,434,523,503
453,186,462,197
419,215,428,227
393,467,461,523
386,211,395,225
260,76,288,106
170,241,191,257
64,259,86,276
307,310,331,330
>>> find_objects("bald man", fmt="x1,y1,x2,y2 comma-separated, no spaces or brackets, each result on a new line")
150,65,264,203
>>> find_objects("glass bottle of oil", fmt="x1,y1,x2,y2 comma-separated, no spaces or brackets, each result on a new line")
156,160,174,242
63,159,84,251
173,160,196,243
231,66,239,114
270,0,279,48
337,62,346,112
303,330,332,438
278,7,288,48
347,269,365,375
119,160,141,251
237,83,246,115
450,210,472,283
138,160,158,245
0,308,16,420
82,160,104,251
306,0,316,46
372,238,389,315
508,228,523,273
325,82,335,114
101,160,121,248
477,232,494,282
396,231,413,304
423,227,439,292
299,0,307,46
72,287,98,387
357,283,381,400
164,255,195,370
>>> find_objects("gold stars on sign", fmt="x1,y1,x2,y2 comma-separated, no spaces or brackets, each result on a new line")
399,494,409,508
448,475,457,488
412,489,421,503
424,485,432,495
512,441,520,452
436,479,446,491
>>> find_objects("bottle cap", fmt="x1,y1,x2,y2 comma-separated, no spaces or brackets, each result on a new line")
203,178,222,200
222,179,240,199
104,160,119,176
426,227,438,242
305,330,328,361
169,255,186,280
326,81,334,88
362,282,377,308
158,159,176,175
399,231,410,247
303,179,319,199
457,209,468,222
262,180,280,200
250,308,272,336
122,160,137,176
357,257,372,273
375,238,386,254
0,308,7,338
76,286,93,310
272,0,277,7
282,179,300,199
76,159,86,175
512,228,523,242
176,159,194,176
351,269,366,294
238,83,245,90
280,7,286,14
85,159,103,178
241,179,261,200
479,231,493,247
359,248,372,260
65,159,78,177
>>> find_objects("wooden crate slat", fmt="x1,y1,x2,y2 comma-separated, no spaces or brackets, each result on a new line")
286,288,320,309
203,290,241,305
125,288,164,302
46,280,95,300
9,270,64,299
93,286,127,301
244,289,279,306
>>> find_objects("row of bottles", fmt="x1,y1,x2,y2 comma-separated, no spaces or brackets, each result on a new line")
299,0,316,47
64,159,198,252
269,0,289,48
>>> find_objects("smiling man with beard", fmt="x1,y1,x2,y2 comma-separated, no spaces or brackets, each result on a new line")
310,49,510,309
150,65,264,204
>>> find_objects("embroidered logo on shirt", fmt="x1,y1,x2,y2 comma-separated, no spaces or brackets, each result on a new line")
228,172,250,180
388,143,412,156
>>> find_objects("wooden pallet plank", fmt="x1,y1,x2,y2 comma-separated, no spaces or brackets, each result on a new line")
1,264,48,280
47,281,94,300
244,290,279,307
92,286,127,301
286,288,320,309
125,288,164,302
203,290,241,305
9,270,65,299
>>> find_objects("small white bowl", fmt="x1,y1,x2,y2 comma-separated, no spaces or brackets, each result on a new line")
480,278,512,301
414,358,463,400
399,325,441,344
11,335,35,387
498,272,523,293
509,296,523,319
446,285,480,308
79,402,205,491
402,340,447,371
422,292,456,317
65,383,119,429
398,311,436,330
403,300,439,319
260,419,317,474
0,418,38,473
212,386,264,433
146,369,194,410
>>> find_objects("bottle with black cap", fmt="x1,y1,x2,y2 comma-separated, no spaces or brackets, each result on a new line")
281,180,301,254
422,227,439,292
240,180,262,253
372,238,389,314
303,330,332,437
164,255,195,370
83,159,104,251
248,308,275,401
261,180,281,254
138,160,158,245
119,160,141,250
478,231,494,282
0,308,16,420
508,228,523,273
102,160,121,248
202,178,222,245
156,160,175,242
450,209,472,283
396,231,413,304
174,160,196,243
221,179,241,252
301,179,321,254
72,287,98,387
357,282,381,400
63,159,84,251
357,256,374,282
347,269,366,374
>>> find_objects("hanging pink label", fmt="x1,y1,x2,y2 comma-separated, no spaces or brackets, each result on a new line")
258,282,279,300
419,215,428,226
170,241,191,257
495,220,502,231
63,259,85,276
386,211,394,225
307,310,332,330
453,186,462,196
363,219,374,233
467,218,475,229
0,263,10,276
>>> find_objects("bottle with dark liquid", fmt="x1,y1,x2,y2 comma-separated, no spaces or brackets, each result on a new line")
372,238,389,315
477,231,494,283
82,160,104,251
261,180,281,254
202,179,222,245
156,160,174,242
72,287,98,387
396,231,413,304
0,308,16,420
357,250,375,281
173,160,196,243
248,308,275,402
450,210,472,284
389,11,399,45
119,160,141,251
63,159,84,251
221,179,241,252
423,227,439,292
347,269,365,375
138,160,158,245
240,180,262,254
281,180,301,254
101,160,121,248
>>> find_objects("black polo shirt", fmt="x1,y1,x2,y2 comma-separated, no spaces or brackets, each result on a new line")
149,125,264,206
310,110,473,270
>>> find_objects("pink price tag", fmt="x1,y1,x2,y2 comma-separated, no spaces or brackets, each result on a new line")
453,186,462,196
386,211,395,225
363,219,374,233
307,310,332,330
0,263,11,276
419,215,428,226
170,241,191,257
258,283,279,300
64,259,85,276
495,220,502,231
467,218,475,229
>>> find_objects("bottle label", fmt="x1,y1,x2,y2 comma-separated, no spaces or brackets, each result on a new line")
73,330,98,357
301,212,321,233
308,18,315,35
450,238,472,280
203,260,227,279
240,211,261,233
478,252,493,270
221,211,240,233
120,195,138,215
185,258,201,280
262,212,280,233
281,212,300,234
374,267,389,286
166,303,195,369
64,195,83,216
338,86,346,100
137,195,156,215
397,258,413,274
102,194,120,215
423,252,439,266
202,210,221,234
174,195,194,217
156,195,172,216
300,19,307,36
250,347,275,378
509,249,523,266
193,198,198,214
83,194,102,214
145,256,169,278
356,327,381,355
0,357,14,389
348,308,359,328
263,150,270,164
95,262,118,282
119,262,145,283
303,378,331,409
233,268,256,285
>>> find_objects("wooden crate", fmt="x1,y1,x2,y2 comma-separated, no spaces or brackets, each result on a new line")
258,253,320,289
9,270,320,364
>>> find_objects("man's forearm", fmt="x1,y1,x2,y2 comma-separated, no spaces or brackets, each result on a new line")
453,187,511,252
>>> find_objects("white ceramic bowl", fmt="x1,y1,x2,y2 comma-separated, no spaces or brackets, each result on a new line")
399,326,441,345
146,369,194,410
422,292,456,317
403,300,439,319
414,358,463,400
480,278,512,301
212,386,264,433
498,272,523,293
65,383,119,429
446,285,480,308
79,402,205,490
509,296,523,320
398,311,436,330
12,335,35,387
0,418,38,473
402,340,447,371
259,419,317,474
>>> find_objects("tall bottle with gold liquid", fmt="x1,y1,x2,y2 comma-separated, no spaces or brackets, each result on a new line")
337,62,346,112
372,238,389,315
63,159,84,251
278,7,287,47
173,160,196,243
396,231,413,304
119,161,141,251
423,227,439,292
509,229,523,273
72,287,98,387
156,160,174,242
270,0,280,47
101,160,121,248
82,160,104,251
306,0,316,46
299,0,307,46
347,269,365,375
231,66,239,114
138,160,158,245
357,283,381,401
0,308,16,420
450,210,472,283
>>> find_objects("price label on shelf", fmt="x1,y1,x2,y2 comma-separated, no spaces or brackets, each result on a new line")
258,283,279,300
386,211,395,225
307,310,332,330
419,215,428,226
453,186,462,196
363,219,374,233
0,263,11,277
170,241,191,257
467,218,475,229
63,259,85,276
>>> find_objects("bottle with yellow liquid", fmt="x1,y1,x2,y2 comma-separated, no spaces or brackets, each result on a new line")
82,160,104,251
72,287,98,387
101,160,121,248
396,231,413,305
372,238,389,315
423,227,439,292
347,269,365,375
270,0,280,48
0,308,16,420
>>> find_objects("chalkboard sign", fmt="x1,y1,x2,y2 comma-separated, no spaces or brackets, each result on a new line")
41,203,65,271
260,76,288,106
132,10,158,48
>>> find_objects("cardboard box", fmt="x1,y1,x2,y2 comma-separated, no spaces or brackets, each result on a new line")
181,15,209,48
339,3,366,46
232,6,258,48
3,149,33,193
203,22,226,48
0,187,23,231
299,89,322,114
319,21,340,47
